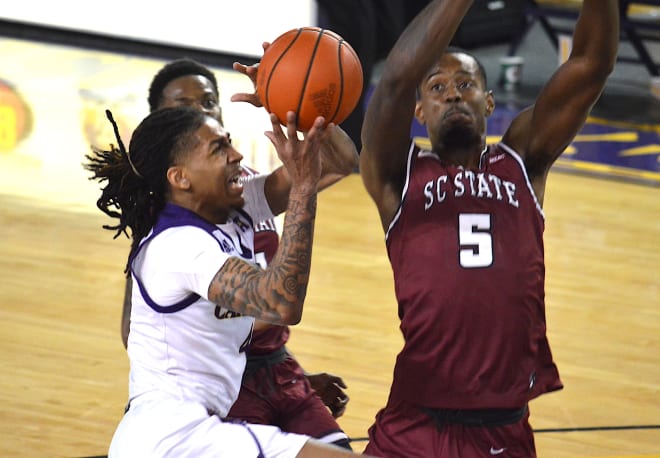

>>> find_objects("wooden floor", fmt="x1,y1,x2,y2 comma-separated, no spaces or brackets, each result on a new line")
0,167,658,457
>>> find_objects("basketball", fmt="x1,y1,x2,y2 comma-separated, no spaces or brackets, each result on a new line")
257,27,363,131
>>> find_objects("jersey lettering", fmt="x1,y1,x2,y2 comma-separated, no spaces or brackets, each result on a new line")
423,171,520,210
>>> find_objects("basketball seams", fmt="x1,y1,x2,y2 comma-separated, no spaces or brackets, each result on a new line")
328,39,345,125
257,26,362,131
264,29,303,113
296,28,324,127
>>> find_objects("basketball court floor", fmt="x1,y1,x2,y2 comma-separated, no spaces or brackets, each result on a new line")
0,25,658,458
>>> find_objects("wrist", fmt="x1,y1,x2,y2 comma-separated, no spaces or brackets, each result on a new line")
289,184,318,197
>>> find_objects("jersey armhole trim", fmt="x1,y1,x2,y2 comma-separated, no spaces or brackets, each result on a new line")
385,140,417,242
498,142,545,221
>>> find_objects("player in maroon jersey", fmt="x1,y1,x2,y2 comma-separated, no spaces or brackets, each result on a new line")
359,0,619,456
119,58,357,448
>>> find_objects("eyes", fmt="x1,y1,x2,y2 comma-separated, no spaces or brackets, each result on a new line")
211,133,233,155
430,80,477,94
173,95,219,111
201,97,219,110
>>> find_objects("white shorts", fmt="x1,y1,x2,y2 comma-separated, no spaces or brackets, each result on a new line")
108,396,309,457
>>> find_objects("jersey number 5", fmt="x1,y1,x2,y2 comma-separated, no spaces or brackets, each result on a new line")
458,213,493,268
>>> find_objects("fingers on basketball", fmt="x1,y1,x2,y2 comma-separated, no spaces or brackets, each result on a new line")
256,27,364,132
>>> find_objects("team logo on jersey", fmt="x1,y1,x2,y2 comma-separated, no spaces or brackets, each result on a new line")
232,215,250,232
489,153,506,164
213,227,253,259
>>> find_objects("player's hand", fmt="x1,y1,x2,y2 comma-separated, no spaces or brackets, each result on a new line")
230,42,271,107
265,111,324,192
306,372,349,418
319,124,359,174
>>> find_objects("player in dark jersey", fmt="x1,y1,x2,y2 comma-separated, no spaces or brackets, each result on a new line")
359,0,619,456
230,166,351,448
119,58,356,448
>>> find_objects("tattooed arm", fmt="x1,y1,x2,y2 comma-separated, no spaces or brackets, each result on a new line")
209,192,316,324
208,112,324,325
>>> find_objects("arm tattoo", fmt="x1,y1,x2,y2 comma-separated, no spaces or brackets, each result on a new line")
209,192,317,324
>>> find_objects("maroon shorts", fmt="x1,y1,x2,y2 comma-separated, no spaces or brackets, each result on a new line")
227,351,349,447
363,398,536,458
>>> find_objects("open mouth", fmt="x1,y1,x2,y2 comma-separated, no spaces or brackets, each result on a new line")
228,173,244,193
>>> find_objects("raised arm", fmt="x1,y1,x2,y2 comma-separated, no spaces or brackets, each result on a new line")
262,124,357,215
359,0,474,229
502,0,619,203
231,59,357,216
208,112,325,324
316,124,359,189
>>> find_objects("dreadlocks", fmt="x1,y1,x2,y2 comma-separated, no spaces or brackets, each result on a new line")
84,106,207,271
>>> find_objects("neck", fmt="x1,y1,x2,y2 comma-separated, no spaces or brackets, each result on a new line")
168,195,229,225
434,143,487,169
431,127,487,168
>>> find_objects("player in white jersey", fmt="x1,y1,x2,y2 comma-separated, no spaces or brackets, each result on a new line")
116,59,356,447
85,106,371,457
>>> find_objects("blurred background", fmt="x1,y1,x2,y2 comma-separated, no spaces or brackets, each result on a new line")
0,1,658,457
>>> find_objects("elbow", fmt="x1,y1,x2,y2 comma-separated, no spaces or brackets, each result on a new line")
277,293,306,325
598,56,617,79
287,314,303,326
587,47,618,78
605,60,616,77
577,57,616,88
593,63,616,89
279,308,303,326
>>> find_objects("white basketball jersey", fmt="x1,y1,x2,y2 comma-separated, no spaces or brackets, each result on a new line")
127,175,274,418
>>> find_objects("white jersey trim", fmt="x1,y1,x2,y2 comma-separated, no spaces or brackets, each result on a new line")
498,142,545,220
242,173,275,224
317,430,350,445
385,140,416,241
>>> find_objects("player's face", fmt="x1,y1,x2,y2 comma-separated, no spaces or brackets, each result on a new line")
176,117,244,223
159,75,224,125
416,53,493,150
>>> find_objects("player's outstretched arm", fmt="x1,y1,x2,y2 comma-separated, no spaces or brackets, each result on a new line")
316,124,359,190
359,0,474,231
248,123,357,217
503,0,619,202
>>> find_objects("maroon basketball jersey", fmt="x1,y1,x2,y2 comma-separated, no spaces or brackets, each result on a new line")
241,167,290,355
386,142,562,409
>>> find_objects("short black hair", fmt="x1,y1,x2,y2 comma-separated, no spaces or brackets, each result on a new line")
148,58,219,112
446,46,488,88
416,46,489,99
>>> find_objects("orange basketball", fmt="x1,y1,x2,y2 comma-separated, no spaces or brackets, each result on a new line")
257,27,363,131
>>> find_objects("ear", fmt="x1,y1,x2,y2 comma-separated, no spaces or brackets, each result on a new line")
484,90,495,117
167,166,191,190
414,99,425,125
